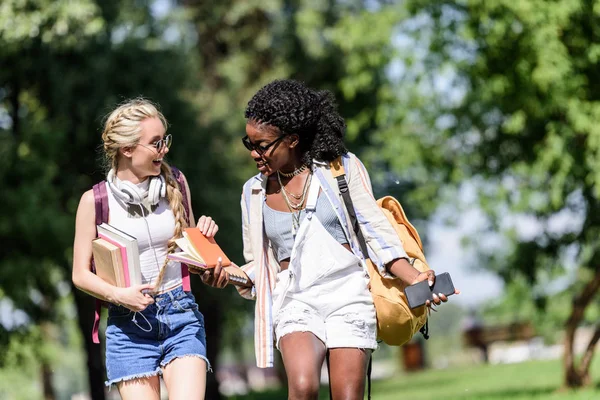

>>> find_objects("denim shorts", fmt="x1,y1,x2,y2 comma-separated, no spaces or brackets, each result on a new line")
104,285,210,387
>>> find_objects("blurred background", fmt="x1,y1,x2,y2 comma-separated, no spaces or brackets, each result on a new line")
1,0,599,399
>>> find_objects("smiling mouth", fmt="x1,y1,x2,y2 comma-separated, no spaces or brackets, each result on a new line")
153,158,163,165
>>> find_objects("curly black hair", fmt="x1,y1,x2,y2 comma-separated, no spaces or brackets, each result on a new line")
245,79,348,167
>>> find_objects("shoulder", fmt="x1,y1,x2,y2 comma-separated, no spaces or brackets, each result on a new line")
169,165,184,181
343,151,360,165
169,166,190,188
77,189,96,218
343,152,369,176
80,188,95,206
242,173,262,193
176,169,189,185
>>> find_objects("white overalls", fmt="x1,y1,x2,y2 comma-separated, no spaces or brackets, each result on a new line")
271,176,378,350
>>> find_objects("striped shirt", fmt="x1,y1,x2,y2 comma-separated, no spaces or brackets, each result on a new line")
236,152,408,368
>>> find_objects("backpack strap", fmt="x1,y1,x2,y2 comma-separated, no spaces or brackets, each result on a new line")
170,166,191,292
330,158,430,343
92,181,109,227
330,157,370,259
91,181,109,344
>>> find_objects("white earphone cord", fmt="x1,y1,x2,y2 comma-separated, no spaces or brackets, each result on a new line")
131,205,165,333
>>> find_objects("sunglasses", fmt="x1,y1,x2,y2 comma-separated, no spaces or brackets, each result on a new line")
242,134,287,155
139,134,173,153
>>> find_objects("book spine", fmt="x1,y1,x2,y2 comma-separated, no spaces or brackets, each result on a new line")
98,233,131,287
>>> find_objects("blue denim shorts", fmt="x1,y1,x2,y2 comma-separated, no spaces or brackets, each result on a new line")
104,285,210,387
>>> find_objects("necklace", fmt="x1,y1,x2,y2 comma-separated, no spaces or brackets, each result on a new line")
278,171,311,210
278,172,312,235
278,164,308,178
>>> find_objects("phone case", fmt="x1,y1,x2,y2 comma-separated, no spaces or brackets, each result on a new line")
405,272,455,309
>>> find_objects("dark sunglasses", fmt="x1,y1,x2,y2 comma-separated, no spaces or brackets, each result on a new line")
242,134,287,155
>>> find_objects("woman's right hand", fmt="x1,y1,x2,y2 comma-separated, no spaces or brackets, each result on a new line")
113,284,155,312
201,257,230,289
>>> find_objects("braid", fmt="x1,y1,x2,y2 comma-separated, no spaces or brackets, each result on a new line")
151,162,188,292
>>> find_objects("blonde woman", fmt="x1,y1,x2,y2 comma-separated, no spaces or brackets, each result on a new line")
72,98,216,399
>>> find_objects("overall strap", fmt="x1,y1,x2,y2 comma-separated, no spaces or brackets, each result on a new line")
304,174,320,216
170,166,191,292
91,181,109,344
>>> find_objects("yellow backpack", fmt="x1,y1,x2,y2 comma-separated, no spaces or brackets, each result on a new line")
331,159,429,346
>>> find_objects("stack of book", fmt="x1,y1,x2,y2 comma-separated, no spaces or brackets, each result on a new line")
92,223,142,287
93,224,248,287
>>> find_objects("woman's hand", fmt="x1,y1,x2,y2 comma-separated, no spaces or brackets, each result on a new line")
197,215,218,237
200,257,229,288
113,284,155,312
411,270,460,307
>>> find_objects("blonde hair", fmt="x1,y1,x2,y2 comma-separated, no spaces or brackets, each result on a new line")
101,98,188,292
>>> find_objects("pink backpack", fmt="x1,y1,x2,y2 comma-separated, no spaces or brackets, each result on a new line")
90,166,191,343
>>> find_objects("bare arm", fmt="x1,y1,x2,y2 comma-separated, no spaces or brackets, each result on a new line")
72,190,154,311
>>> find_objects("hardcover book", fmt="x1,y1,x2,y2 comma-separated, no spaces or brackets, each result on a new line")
96,223,142,286
92,238,126,287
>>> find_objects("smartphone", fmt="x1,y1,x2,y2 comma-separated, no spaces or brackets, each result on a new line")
404,272,455,309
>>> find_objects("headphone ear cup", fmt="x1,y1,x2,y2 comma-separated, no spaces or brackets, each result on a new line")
119,180,145,205
159,175,166,199
106,169,134,204
148,175,166,206
107,179,132,203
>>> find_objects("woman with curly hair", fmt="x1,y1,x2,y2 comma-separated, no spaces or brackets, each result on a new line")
203,79,452,399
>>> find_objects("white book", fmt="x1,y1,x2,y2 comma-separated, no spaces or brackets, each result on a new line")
96,223,142,286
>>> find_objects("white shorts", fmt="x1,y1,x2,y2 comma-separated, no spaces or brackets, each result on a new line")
272,260,378,351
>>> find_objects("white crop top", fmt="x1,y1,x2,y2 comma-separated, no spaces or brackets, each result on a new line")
105,179,182,293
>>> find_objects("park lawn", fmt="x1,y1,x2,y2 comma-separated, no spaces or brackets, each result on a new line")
227,358,600,400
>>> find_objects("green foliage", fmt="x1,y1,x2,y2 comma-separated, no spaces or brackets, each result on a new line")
391,0,600,317
1,0,425,397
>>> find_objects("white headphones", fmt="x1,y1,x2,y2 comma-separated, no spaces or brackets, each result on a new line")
106,169,166,206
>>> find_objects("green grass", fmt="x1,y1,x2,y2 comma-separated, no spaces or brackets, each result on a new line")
226,359,600,400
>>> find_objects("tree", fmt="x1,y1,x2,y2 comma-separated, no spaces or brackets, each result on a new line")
1,0,421,397
398,0,600,388
1,0,205,398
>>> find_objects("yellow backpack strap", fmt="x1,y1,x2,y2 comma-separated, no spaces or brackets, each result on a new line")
330,156,345,178
330,156,370,260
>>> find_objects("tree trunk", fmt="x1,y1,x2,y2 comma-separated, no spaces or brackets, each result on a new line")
41,359,56,400
73,288,106,400
576,324,600,386
563,269,600,388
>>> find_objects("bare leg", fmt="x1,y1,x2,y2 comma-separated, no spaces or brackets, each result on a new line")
162,356,208,400
328,348,371,400
117,376,161,400
279,332,327,400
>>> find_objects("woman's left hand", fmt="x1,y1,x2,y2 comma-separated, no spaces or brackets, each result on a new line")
411,270,460,308
197,215,218,237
